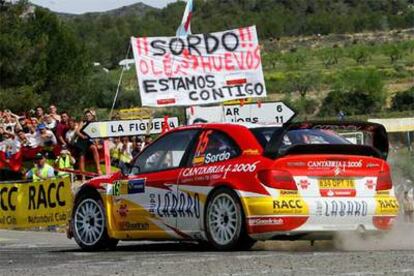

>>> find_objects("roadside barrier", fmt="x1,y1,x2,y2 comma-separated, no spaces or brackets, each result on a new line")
0,177,73,229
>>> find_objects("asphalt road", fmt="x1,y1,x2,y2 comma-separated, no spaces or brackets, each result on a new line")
1,225,414,276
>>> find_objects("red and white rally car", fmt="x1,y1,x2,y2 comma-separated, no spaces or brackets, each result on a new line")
68,121,399,250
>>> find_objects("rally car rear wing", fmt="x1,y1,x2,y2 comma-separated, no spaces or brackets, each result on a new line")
264,121,389,160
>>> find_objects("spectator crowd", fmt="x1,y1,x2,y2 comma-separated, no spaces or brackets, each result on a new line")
0,106,151,181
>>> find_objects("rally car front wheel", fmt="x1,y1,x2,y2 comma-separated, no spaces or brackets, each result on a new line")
205,188,255,250
72,192,118,251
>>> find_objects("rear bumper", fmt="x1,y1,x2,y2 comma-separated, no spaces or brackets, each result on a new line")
241,195,399,240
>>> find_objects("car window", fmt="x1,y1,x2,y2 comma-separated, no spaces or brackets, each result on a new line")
250,127,279,148
192,130,240,165
131,130,198,174
282,129,350,146
251,127,350,149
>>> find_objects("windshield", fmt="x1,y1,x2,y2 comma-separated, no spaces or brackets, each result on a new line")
282,129,351,145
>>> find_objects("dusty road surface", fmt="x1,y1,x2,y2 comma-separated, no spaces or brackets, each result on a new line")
1,227,414,276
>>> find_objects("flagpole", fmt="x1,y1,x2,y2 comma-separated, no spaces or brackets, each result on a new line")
109,44,131,119
174,0,193,125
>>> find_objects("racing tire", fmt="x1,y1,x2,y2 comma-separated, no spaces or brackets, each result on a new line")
204,187,255,251
72,191,118,251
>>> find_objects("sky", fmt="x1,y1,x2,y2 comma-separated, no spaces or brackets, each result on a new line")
29,0,178,14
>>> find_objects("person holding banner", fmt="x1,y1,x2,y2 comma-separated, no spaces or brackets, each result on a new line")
26,153,55,181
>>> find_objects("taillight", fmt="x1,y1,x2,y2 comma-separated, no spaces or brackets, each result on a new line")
257,170,297,190
376,171,392,191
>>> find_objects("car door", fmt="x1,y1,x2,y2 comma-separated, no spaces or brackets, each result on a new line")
110,129,199,239
177,129,241,237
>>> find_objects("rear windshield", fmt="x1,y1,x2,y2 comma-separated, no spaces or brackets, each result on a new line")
251,127,350,149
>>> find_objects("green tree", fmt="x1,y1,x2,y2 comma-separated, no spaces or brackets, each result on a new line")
383,43,404,63
348,44,371,64
283,71,321,98
0,1,92,113
281,50,307,70
318,46,342,68
319,68,386,116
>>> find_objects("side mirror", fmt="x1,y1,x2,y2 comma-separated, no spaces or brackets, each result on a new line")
120,162,131,176
131,164,141,175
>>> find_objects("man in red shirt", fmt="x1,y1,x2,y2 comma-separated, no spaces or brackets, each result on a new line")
56,112,70,146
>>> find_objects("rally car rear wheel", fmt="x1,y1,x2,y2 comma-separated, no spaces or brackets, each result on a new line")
205,188,254,250
72,192,118,251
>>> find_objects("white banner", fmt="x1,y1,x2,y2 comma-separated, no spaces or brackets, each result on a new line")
186,102,295,125
131,26,266,107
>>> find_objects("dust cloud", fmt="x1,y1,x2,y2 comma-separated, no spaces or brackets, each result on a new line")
334,219,414,251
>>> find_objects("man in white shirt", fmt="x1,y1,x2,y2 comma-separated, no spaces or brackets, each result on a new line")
16,129,39,148
36,123,57,147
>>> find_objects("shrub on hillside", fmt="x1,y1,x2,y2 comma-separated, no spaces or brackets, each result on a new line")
347,44,371,64
292,98,319,117
391,88,414,112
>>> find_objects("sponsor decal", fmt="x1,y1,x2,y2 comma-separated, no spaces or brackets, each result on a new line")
272,198,308,215
112,179,145,196
286,161,306,167
117,203,129,217
128,179,145,194
316,200,368,217
183,164,227,177
376,197,399,215
307,160,363,169
366,162,380,168
193,130,212,165
149,191,201,218
273,199,303,209
243,149,260,156
334,166,345,176
365,179,375,190
193,156,205,165
279,190,299,196
119,221,149,231
248,217,284,226
244,196,309,217
299,179,310,190
112,181,127,196
321,189,356,197
204,152,231,164
182,161,259,178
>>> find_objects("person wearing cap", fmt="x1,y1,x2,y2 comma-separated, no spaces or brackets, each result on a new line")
43,114,57,133
26,153,55,181
36,123,57,148
55,146,75,176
